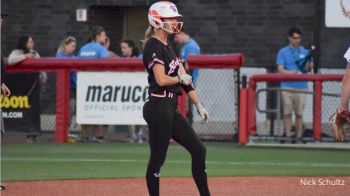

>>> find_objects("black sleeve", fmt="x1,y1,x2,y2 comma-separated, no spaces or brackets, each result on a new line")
181,84,194,93
143,40,165,70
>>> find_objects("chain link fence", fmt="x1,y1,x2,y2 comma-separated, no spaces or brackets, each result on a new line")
189,69,239,141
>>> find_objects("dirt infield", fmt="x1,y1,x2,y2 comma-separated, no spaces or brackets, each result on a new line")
2,176,349,196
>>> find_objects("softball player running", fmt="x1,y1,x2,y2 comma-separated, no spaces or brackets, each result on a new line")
142,1,210,196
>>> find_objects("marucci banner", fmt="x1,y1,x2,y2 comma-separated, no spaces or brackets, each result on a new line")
76,72,148,125
1,73,40,133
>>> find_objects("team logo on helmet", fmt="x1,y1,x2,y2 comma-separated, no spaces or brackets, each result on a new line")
170,5,178,13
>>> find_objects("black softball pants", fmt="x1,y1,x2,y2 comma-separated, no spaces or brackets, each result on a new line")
143,96,210,196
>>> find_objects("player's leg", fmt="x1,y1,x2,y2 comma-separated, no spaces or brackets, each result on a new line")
143,100,173,196
172,112,210,196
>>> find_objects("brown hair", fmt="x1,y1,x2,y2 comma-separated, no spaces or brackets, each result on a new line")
121,39,139,57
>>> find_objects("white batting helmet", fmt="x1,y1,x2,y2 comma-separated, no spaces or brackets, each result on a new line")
148,1,183,34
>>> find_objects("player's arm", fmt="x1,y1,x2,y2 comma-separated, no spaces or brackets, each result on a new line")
175,62,193,86
187,90,209,124
187,90,201,104
178,62,187,75
153,64,180,87
339,63,350,111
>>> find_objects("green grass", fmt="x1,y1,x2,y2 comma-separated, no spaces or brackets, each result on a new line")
1,142,350,181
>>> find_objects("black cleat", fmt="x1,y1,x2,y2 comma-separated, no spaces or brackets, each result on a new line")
0,184,6,190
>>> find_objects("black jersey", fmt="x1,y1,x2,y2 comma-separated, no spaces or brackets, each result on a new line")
143,38,193,95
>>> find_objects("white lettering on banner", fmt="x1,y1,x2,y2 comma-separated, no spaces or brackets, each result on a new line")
85,85,147,102
325,0,350,28
2,112,23,119
77,72,148,125
79,51,97,57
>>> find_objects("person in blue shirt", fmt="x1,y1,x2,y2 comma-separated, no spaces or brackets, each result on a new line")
174,28,201,84
78,26,109,143
79,26,109,59
56,36,77,135
103,36,118,57
276,27,314,143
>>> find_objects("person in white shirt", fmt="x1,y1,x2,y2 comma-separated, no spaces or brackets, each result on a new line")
8,35,47,84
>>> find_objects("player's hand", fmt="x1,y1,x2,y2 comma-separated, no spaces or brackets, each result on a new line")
178,73,192,86
330,107,350,141
1,83,11,97
195,102,209,124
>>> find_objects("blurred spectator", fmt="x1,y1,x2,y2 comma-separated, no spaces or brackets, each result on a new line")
56,36,78,132
56,36,77,58
120,39,139,57
0,13,10,100
1,12,10,191
8,36,48,84
138,39,145,58
78,26,109,143
120,39,143,142
8,35,47,142
103,37,118,57
276,27,314,143
174,28,201,84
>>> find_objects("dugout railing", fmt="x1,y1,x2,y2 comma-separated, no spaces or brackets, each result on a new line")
255,87,340,141
239,73,343,144
6,54,244,143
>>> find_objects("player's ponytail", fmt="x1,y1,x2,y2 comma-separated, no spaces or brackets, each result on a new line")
144,26,154,42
